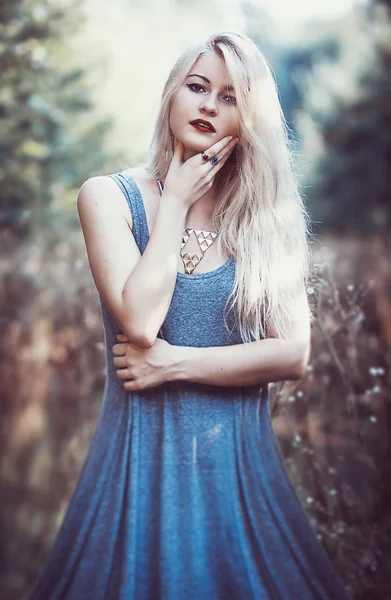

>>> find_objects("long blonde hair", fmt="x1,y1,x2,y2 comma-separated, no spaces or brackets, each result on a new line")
141,31,312,342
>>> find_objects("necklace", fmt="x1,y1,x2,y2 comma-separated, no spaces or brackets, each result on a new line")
156,179,219,275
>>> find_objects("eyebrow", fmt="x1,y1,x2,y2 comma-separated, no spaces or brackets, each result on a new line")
187,73,235,93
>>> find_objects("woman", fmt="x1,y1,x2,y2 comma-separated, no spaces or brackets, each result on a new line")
30,31,349,599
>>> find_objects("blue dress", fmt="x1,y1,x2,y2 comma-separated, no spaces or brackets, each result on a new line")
29,172,349,599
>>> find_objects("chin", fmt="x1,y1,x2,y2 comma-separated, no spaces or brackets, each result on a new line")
179,127,215,149
176,138,201,155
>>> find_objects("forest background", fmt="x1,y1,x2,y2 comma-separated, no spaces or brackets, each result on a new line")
1,0,390,598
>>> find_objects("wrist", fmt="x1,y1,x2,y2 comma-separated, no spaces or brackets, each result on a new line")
161,192,188,219
165,344,193,382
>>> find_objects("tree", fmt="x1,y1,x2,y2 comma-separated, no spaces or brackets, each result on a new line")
296,4,391,236
0,0,118,240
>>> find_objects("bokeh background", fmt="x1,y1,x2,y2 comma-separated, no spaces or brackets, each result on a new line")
1,0,391,598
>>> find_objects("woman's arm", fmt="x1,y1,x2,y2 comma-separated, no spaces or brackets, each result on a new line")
171,282,311,386
114,335,309,390
77,175,186,349
114,284,311,389
170,337,309,387
179,284,311,386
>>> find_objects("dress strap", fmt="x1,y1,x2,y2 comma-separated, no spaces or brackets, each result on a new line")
107,172,150,255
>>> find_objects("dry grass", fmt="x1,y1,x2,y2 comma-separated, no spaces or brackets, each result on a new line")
272,233,391,599
0,228,390,599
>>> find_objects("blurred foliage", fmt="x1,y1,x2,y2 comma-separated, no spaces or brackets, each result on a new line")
0,230,106,598
0,0,122,240
272,233,391,599
296,2,391,236
277,35,340,134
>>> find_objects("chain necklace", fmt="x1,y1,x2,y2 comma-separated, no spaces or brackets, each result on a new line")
156,179,219,275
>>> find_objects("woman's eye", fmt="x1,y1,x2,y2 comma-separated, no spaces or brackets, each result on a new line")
187,83,236,105
224,95,237,105
187,83,205,93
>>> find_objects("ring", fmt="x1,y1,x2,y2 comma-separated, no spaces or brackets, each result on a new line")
210,155,219,166
201,152,210,161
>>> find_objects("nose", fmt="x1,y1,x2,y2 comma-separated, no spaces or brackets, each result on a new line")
199,93,218,116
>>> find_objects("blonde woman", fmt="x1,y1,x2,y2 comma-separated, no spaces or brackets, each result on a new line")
30,32,349,599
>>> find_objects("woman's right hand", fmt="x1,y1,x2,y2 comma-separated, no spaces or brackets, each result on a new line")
162,135,239,210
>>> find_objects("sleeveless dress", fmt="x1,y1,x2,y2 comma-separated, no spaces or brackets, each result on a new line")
29,171,349,600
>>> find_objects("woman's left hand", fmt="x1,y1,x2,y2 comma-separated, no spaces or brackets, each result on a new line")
112,334,176,391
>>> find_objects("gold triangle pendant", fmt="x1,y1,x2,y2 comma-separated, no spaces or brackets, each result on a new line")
180,228,218,274
181,252,202,274
156,179,219,275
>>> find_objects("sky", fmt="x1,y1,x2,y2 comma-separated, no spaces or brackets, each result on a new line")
254,0,358,30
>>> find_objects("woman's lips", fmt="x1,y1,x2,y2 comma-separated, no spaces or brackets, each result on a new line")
190,122,215,133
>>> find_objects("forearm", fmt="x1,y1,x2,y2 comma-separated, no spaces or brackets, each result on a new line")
171,338,309,387
122,193,187,346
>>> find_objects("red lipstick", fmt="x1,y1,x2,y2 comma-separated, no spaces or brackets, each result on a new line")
190,119,216,133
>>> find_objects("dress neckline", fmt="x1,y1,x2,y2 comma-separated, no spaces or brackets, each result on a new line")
127,174,233,279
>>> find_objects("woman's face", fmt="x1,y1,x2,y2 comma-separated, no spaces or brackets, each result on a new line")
169,51,239,160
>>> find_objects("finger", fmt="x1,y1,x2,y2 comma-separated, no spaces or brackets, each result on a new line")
222,136,239,155
124,379,140,391
124,378,151,391
112,343,127,356
116,334,128,341
113,356,127,368
116,367,132,380
212,137,238,162
205,135,235,158
212,142,238,171
204,142,237,178
202,137,238,172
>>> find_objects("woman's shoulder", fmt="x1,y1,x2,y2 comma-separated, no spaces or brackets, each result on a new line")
79,167,160,233
106,166,158,200
84,166,148,191
78,170,139,231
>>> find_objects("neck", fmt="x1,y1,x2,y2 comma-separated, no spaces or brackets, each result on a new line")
159,176,217,232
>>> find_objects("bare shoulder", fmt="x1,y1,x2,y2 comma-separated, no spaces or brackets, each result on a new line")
77,168,160,233
77,174,133,229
